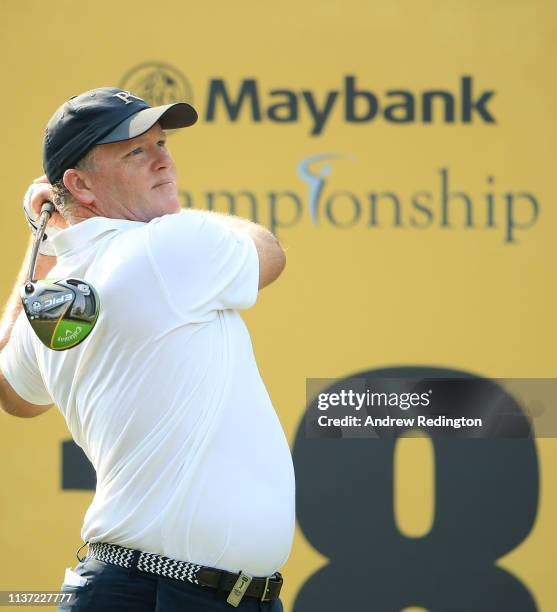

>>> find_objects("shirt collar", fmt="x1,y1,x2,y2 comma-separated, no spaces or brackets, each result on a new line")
52,216,145,256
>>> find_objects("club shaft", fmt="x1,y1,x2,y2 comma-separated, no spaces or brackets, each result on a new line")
26,202,55,283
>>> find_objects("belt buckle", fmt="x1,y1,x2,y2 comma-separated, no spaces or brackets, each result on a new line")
262,572,282,602
261,576,270,602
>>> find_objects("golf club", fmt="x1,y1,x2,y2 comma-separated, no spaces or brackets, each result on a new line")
20,201,99,350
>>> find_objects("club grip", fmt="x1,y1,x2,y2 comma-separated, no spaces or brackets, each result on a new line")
40,201,55,216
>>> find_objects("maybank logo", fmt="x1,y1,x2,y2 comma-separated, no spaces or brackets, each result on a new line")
120,63,194,107
121,64,495,136
205,75,496,135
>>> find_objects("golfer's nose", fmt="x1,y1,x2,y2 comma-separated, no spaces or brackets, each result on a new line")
153,145,172,170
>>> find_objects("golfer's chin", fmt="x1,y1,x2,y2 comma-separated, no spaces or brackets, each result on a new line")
150,191,181,218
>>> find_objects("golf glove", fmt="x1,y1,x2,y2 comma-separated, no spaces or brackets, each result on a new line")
22,183,61,256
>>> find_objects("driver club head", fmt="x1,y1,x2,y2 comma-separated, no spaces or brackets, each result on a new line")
21,278,100,350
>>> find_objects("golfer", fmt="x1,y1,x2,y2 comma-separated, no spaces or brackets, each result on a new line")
0,87,295,610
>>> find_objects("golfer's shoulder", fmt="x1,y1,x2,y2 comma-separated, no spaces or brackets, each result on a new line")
146,210,234,249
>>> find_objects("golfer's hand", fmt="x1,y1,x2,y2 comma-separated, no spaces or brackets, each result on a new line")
22,175,67,255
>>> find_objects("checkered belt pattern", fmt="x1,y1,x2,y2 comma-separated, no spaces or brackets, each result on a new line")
88,542,202,584
86,542,283,602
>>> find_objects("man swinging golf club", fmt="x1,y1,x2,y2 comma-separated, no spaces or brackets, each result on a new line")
0,87,295,611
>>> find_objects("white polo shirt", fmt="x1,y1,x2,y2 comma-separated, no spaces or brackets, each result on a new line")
0,211,295,576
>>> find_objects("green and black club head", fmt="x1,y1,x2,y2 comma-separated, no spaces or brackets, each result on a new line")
22,278,99,350
21,200,100,351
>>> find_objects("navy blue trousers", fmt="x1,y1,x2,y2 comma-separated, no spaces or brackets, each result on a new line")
58,557,283,612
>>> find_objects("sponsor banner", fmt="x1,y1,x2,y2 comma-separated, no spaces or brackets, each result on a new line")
125,65,540,244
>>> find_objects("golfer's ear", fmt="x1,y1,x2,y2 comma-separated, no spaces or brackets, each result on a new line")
63,168,95,206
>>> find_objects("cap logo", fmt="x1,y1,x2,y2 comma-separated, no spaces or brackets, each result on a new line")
112,91,145,105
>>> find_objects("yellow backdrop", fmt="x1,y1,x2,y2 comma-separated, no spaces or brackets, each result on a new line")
0,0,555,610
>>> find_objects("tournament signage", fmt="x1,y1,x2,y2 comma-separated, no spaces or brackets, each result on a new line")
121,64,540,244
204,75,497,133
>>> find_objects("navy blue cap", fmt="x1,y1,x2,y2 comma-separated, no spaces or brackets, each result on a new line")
43,87,197,183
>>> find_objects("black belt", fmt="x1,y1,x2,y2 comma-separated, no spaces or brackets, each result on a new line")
85,542,283,606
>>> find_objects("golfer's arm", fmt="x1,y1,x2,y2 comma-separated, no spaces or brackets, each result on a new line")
0,239,56,418
189,210,286,289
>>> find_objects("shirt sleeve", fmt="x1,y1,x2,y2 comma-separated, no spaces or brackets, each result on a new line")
146,211,259,318
0,312,52,405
